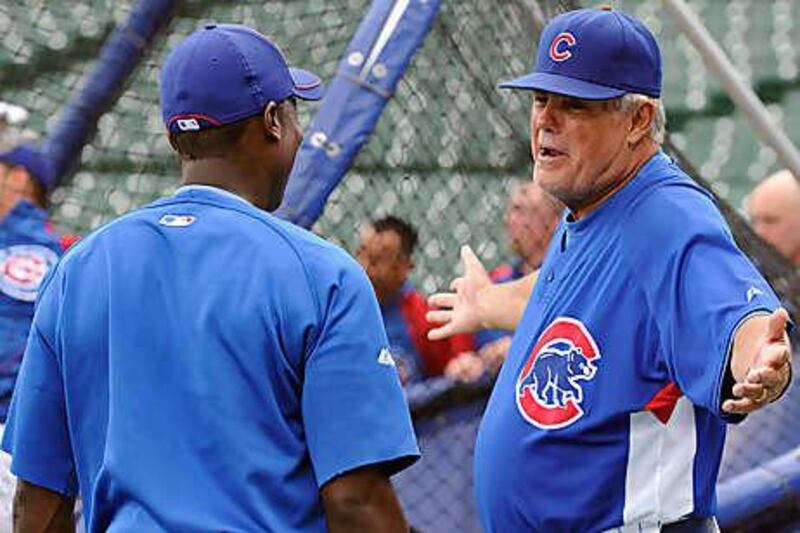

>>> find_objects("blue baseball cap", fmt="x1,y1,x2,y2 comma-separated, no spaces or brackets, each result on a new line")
0,144,56,192
160,24,324,134
499,8,661,100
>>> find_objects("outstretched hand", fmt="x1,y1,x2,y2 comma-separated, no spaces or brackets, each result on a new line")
723,308,792,414
426,246,490,340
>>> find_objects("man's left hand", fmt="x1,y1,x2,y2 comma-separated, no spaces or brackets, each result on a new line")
723,308,792,414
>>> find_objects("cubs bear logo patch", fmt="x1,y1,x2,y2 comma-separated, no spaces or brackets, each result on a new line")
515,317,600,429
0,244,58,302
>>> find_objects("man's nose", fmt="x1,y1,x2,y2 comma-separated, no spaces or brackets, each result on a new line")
533,102,558,132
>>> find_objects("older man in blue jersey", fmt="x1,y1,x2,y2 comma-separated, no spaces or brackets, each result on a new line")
427,7,793,532
2,24,419,532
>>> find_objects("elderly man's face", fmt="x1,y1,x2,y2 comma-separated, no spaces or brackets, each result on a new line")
530,92,632,211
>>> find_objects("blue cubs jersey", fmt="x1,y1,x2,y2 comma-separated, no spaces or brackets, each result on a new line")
0,201,61,422
2,186,419,532
474,152,781,532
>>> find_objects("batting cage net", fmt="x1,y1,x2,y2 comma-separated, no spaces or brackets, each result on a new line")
2,0,800,531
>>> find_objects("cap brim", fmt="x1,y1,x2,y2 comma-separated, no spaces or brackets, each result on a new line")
498,71,625,100
289,67,324,101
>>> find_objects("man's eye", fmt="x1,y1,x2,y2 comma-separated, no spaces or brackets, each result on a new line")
565,100,587,110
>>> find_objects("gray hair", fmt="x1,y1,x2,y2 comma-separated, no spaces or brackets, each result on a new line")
613,93,666,144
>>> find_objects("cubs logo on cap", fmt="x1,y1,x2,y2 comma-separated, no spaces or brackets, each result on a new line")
548,32,576,62
0,244,58,302
498,8,662,100
516,317,600,430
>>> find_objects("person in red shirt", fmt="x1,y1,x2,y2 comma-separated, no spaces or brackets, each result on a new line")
356,216,474,384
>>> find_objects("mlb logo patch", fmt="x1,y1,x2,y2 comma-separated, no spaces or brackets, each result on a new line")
176,118,200,131
159,214,196,227
0,244,58,302
515,317,600,430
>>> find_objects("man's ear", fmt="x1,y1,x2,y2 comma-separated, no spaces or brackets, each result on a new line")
262,101,282,141
627,100,654,145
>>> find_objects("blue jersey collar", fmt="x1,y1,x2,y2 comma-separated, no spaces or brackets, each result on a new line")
174,185,253,208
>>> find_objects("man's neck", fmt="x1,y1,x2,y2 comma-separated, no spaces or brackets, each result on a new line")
181,158,268,208
571,142,659,221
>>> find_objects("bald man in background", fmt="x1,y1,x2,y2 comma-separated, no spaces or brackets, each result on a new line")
747,169,800,268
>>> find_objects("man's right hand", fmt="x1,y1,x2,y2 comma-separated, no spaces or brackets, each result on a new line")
427,246,537,339
426,246,491,340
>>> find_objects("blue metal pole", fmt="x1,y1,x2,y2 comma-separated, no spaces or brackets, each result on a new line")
44,0,179,184
276,0,443,228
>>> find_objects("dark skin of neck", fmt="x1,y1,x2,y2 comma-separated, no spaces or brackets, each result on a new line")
180,106,294,212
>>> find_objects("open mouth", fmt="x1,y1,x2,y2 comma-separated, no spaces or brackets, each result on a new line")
538,146,567,160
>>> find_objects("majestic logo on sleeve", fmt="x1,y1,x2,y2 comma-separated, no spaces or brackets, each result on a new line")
0,245,58,302
549,32,576,62
516,317,600,429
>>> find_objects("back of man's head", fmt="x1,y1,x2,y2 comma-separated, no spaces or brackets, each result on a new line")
159,24,324,210
160,24,323,155
747,169,800,267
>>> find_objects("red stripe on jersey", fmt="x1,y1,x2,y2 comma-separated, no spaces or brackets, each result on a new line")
644,382,683,424
60,234,81,250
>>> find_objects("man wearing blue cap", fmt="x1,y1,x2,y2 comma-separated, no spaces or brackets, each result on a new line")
427,8,792,532
3,24,419,532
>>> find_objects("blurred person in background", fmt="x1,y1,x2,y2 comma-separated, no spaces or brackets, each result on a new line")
0,136,65,528
445,181,562,383
356,215,474,385
747,169,800,268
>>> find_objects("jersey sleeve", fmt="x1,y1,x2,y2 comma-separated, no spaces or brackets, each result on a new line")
622,185,781,421
301,257,420,488
1,269,78,495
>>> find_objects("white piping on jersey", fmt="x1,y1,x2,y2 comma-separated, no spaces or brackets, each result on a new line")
622,396,696,527
174,185,253,207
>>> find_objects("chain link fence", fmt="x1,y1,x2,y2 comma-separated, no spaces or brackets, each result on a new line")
2,0,800,530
